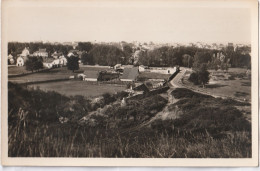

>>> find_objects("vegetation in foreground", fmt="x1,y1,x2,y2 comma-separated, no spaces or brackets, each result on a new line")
8,83,251,157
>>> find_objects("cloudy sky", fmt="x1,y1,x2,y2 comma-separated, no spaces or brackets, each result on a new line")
3,0,253,44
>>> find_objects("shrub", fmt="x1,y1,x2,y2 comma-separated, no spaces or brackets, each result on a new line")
189,72,199,85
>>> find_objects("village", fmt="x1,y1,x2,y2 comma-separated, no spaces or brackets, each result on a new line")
8,44,182,99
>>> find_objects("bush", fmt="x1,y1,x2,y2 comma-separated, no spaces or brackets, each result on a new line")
189,72,199,85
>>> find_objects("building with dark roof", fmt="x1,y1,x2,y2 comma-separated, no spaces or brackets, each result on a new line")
83,70,100,81
120,67,139,82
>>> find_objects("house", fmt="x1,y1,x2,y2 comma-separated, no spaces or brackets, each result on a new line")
133,83,149,93
33,48,48,58
138,65,148,72
67,50,83,58
51,51,63,59
43,58,55,68
43,56,67,68
83,70,100,81
16,56,25,66
114,64,122,70
20,47,30,57
8,54,15,65
59,55,67,66
120,67,139,82
150,67,177,74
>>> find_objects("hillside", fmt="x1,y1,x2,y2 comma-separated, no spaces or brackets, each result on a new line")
8,82,251,157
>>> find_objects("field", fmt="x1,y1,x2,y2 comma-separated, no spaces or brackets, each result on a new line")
9,66,125,97
29,80,126,98
8,65,36,75
8,66,111,83
182,68,251,102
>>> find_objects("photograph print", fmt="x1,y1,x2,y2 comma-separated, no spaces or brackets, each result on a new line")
1,0,258,166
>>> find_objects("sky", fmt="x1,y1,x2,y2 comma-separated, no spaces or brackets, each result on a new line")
4,0,252,44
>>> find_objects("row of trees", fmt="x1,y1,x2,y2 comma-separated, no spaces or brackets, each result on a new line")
9,42,251,69
138,46,251,68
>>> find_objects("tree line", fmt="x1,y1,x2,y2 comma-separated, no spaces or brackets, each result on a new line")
8,42,251,69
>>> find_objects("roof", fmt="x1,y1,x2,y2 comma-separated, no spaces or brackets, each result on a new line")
133,83,149,92
84,70,100,79
39,48,47,52
121,67,139,81
52,52,63,56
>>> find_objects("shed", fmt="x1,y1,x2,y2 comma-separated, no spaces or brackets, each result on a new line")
83,70,100,81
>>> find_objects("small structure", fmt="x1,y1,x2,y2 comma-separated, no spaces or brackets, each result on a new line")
83,70,100,81
114,64,122,70
138,65,148,72
77,73,86,80
120,67,139,82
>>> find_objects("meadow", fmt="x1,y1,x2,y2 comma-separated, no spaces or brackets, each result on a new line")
9,66,125,97
182,68,251,102
29,80,125,98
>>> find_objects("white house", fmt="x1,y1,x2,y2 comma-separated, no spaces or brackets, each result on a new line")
59,55,67,66
43,62,53,68
51,51,63,59
33,48,48,58
138,65,148,72
16,56,25,66
8,54,15,65
20,47,30,57
114,64,122,70
16,47,30,66
149,67,176,74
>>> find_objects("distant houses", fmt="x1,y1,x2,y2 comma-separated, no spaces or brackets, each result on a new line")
43,55,67,68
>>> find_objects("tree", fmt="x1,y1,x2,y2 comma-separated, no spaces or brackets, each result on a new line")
25,56,43,72
197,64,210,88
81,52,94,65
188,72,199,85
193,52,212,69
182,54,193,68
189,63,210,88
77,42,93,52
67,56,79,72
